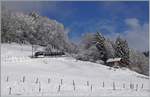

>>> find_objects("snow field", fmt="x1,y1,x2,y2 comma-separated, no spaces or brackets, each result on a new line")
1,71,150,96
1,43,150,96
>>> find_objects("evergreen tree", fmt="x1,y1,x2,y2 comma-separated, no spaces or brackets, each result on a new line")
95,32,108,64
115,37,130,67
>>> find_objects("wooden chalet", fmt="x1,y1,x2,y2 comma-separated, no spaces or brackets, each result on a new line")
106,58,122,68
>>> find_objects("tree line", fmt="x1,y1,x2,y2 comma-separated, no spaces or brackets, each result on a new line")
1,9,149,76
1,9,78,54
75,32,149,76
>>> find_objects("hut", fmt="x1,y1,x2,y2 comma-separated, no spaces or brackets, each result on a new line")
106,58,122,68
34,51,65,58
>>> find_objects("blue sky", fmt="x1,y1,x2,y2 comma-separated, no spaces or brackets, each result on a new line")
2,1,149,51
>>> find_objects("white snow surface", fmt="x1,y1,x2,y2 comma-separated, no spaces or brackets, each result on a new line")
1,43,150,96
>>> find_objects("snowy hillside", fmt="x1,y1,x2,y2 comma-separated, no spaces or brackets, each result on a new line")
1,43,150,96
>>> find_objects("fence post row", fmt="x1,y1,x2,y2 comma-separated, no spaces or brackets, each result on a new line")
5,75,145,95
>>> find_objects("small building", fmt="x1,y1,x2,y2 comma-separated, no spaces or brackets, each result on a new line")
34,51,65,58
106,58,122,68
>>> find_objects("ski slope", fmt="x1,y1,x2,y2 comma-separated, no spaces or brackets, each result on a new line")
1,43,150,96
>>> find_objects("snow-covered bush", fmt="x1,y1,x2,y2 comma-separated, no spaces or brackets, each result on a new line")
95,60,104,64
129,49,149,76
76,45,101,62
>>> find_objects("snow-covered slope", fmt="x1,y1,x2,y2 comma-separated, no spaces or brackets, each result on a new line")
1,43,150,96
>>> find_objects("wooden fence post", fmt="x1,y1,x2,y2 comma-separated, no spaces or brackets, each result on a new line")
73,85,76,91
113,82,116,90
90,85,93,92
61,79,63,85
87,81,89,86
123,83,125,89
141,83,144,89
130,83,132,89
73,80,75,86
23,76,25,83
103,81,105,88
73,80,75,91
6,76,9,82
9,87,11,95
130,83,134,89
39,82,41,93
136,84,138,91
57,85,61,92
132,84,134,89
48,78,50,84
36,78,39,84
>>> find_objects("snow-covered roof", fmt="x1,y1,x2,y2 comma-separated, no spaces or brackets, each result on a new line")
106,58,122,63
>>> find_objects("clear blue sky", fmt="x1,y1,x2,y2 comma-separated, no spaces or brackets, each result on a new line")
40,1,149,41
2,1,149,51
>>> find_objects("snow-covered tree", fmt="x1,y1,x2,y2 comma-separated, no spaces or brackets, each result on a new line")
1,9,77,53
76,33,102,62
104,39,115,58
129,49,149,76
76,32,114,63
95,32,108,64
114,37,130,67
